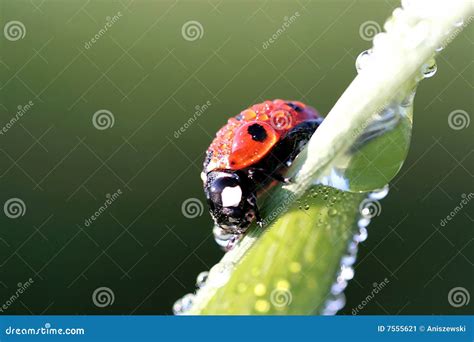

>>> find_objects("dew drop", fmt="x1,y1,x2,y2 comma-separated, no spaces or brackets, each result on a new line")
172,299,183,315
339,265,355,281
331,280,348,296
322,294,346,315
355,49,372,73
354,227,368,242
254,283,267,296
173,293,195,315
208,261,235,288
181,294,195,310
358,217,371,228
304,204,310,210
196,271,209,288
276,279,290,290
255,299,270,313
368,185,389,200
421,59,437,78
341,254,356,267
347,241,358,255
328,208,337,216
453,18,464,28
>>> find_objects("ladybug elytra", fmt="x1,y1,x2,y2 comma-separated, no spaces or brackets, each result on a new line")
202,99,323,233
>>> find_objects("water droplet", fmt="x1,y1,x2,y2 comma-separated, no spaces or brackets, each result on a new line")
208,261,235,288
276,279,290,290
453,18,464,27
372,33,389,50
355,49,372,73
322,294,346,315
354,227,368,242
357,217,371,228
341,254,356,267
172,300,183,315
173,293,195,315
196,271,209,288
254,283,267,296
213,226,232,246
304,204,310,210
181,294,194,310
422,59,437,78
255,299,270,313
339,265,355,281
368,185,389,200
328,208,337,216
331,280,348,295
347,241,358,255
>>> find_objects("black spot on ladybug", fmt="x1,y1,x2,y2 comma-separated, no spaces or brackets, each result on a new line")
286,102,303,112
247,124,267,142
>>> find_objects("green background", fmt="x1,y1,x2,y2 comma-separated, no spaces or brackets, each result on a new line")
0,0,472,315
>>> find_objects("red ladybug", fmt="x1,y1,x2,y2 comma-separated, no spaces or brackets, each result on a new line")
203,99,322,233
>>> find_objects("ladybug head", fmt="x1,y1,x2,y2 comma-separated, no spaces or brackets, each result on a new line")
204,170,257,232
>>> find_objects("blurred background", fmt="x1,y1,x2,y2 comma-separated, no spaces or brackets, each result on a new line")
0,0,472,315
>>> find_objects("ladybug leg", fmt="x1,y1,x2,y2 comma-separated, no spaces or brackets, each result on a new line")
269,172,291,184
248,167,290,184
255,206,263,228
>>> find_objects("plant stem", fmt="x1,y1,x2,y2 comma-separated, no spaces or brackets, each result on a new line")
186,0,473,315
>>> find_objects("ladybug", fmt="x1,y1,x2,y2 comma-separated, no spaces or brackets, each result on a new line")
202,99,323,234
